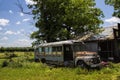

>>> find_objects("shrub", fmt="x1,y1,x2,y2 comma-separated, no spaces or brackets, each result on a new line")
9,53,17,58
1,59,23,68
2,60,8,67
4,52,9,57
8,61,23,68
4,52,18,59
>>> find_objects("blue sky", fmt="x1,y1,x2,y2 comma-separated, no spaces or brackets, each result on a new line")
95,0,119,27
0,0,120,47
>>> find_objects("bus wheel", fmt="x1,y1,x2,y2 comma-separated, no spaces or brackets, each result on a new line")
41,58,46,63
77,61,86,68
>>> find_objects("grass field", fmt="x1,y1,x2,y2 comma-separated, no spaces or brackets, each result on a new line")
0,52,120,80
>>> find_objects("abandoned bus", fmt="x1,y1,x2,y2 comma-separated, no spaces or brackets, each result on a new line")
34,40,101,68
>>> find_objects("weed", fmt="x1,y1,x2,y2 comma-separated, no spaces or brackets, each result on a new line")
75,67,89,75
0,52,120,80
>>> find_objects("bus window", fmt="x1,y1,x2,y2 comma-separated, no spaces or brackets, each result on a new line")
49,47,52,55
35,48,39,54
39,47,42,53
57,46,62,55
41,47,45,54
74,44,86,52
52,47,57,55
45,47,49,54
66,47,70,51
74,45,81,52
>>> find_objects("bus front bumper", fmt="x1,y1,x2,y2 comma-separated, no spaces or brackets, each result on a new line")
90,63,101,68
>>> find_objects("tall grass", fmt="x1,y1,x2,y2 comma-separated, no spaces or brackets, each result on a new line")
0,52,120,80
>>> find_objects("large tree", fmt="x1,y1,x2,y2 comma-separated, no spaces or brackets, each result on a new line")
105,0,120,18
29,0,104,43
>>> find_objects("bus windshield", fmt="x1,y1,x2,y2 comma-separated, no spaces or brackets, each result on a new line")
74,45,85,52
73,43,91,52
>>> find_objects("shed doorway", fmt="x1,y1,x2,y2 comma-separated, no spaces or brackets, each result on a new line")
98,40,114,61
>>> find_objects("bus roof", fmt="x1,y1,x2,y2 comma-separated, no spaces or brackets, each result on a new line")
38,40,82,47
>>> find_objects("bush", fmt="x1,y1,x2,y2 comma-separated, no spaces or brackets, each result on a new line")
8,61,23,68
1,59,23,68
4,52,9,57
9,53,17,58
2,60,8,67
4,52,18,59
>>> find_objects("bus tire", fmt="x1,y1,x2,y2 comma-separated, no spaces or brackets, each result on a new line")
41,58,46,63
77,60,86,68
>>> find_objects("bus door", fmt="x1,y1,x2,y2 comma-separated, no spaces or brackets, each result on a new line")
63,45,73,61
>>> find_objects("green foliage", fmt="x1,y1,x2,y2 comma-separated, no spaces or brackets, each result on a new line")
8,59,23,68
1,52,34,68
2,60,8,67
29,0,104,42
105,0,120,18
1,52,120,80
0,47,34,52
1,52,18,59
9,53,17,59
75,67,89,75
1,59,22,68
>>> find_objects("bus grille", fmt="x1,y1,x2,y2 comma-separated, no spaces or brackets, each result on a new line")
92,58,100,64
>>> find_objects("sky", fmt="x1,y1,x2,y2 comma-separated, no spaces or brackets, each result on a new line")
0,0,120,47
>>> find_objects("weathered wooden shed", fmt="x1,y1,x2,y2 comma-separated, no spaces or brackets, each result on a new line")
77,23,120,62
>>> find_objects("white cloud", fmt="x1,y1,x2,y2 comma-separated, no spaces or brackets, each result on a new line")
25,0,37,5
4,30,23,35
9,10,13,14
0,18,9,26
0,27,2,30
5,30,16,35
0,43,7,47
19,29,24,32
1,37,8,41
16,31,21,34
23,18,30,22
20,12,24,16
18,39,29,42
105,17,120,24
16,21,21,25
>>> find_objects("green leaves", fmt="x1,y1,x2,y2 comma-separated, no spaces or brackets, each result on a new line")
29,0,104,42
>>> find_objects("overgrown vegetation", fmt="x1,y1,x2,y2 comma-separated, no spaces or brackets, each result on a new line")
0,52,120,80
0,47,34,52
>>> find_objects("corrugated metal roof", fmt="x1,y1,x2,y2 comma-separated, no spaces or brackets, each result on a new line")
96,26,117,40
77,26,117,41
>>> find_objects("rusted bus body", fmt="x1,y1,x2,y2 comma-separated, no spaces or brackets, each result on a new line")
34,40,101,68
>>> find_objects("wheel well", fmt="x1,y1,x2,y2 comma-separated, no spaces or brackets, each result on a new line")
76,60,85,65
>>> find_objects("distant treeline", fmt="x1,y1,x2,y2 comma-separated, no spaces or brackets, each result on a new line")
0,47,34,52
